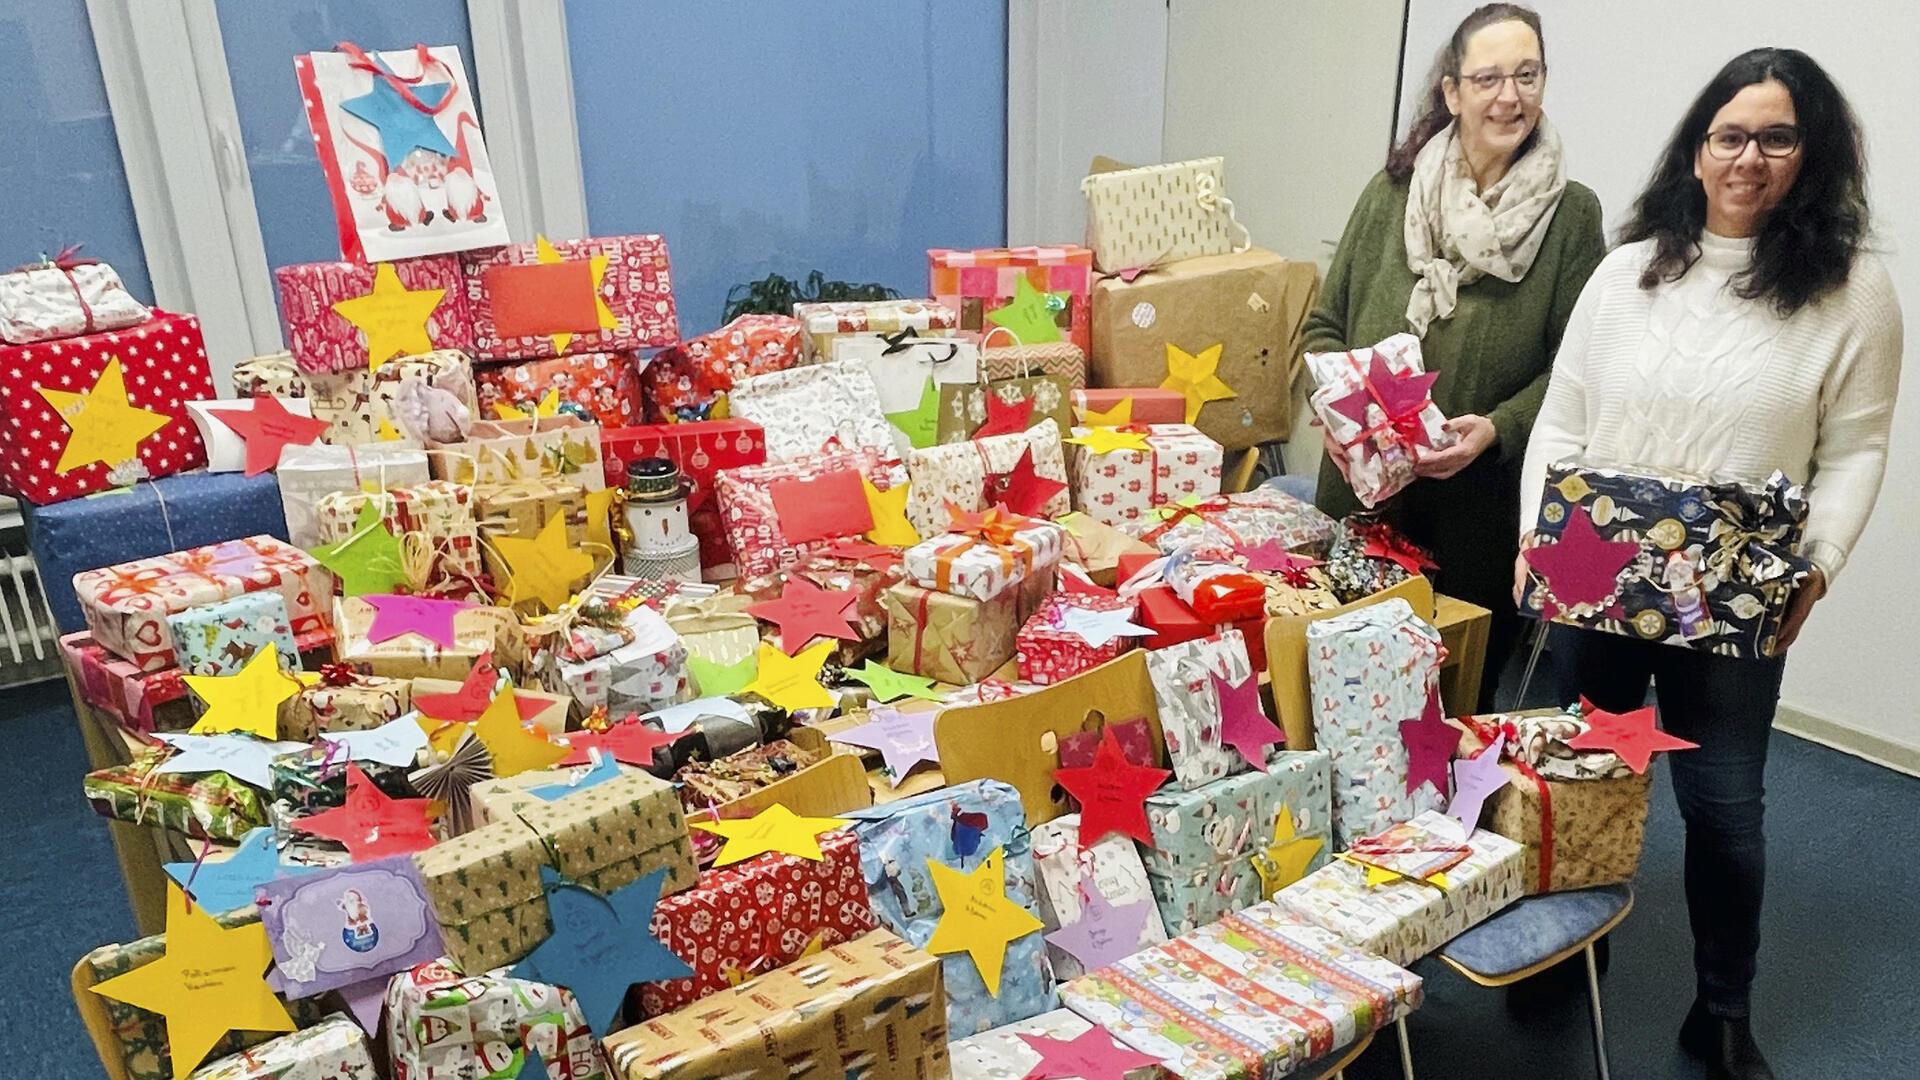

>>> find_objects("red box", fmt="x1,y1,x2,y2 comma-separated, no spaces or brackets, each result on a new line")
461,235,679,360
1070,386,1187,425
634,828,876,1019
273,256,473,374
474,352,644,428
0,311,212,505
600,419,767,573
1016,591,1139,684
1119,552,1267,669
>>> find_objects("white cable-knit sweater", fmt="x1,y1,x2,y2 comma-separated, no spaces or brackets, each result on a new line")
1521,231,1904,580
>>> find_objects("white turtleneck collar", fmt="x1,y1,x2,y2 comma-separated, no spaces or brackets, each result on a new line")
1697,227,1758,272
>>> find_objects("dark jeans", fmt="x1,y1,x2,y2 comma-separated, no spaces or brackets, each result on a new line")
1551,626,1784,1018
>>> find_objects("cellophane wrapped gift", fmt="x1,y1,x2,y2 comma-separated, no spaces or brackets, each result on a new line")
76,535,332,673
1060,906,1422,1080
792,298,959,361
276,442,432,549
983,341,1087,391
432,416,606,491
0,257,148,343
1306,597,1445,847
1321,518,1428,603
81,914,337,1080
274,256,473,373
553,604,692,715
230,348,480,446
882,581,1020,686
63,632,193,732
165,591,304,682
1140,751,1331,935
843,780,1056,1036
1455,709,1653,895
1146,629,1261,789
725,357,895,462
604,930,949,1080
333,595,521,681
904,420,1072,538
1271,811,1527,966
903,512,1065,604
1066,424,1224,528
84,746,269,841
951,1009,1164,1080
634,828,877,1018
713,446,904,578
475,351,645,428
640,313,803,422
282,670,412,742
1521,463,1813,659
660,593,761,670
459,234,678,360
737,548,906,666
1306,333,1456,507
186,1013,374,1080
1136,488,1338,558
0,310,213,504
268,745,415,844
1016,591,1140,684
385,959,608,1080
929,245,1094,354
1029,814,1169,980
412,765,697,972
315,479,484,595
599,419,767,574
671,736,827,813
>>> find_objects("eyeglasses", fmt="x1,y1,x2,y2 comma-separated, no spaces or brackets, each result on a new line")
1702,125,1803,160
1457,63,1546,96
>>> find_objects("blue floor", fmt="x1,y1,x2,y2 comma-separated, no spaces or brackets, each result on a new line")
8,669,1917,1079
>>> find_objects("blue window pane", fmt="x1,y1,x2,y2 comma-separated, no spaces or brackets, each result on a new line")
215,0,476,272
567,0,1008,336
0,0,152,301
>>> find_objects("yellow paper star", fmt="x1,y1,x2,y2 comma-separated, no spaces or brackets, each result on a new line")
475,685,566,777
1251,807,1325,899
492,511,595,614
741,640,836,712
38,358,171,475
1065,426,1152,456
1161,342,1236,423
90,883,294,1078
330,262,444,373
494,387,562,421
925,846,1045,996
583,487,617,567
375,417,404,441
690,803,849,866
1076,395,1134,427
534,234,616,353
1345,853,1451,892
185,644,299,738
862,476,919,546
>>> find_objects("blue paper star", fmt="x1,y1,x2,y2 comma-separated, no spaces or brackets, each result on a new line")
164,828,318,914
526,751,623,802
341,62,455,162
511,867,692,1034
515,1050,546,1079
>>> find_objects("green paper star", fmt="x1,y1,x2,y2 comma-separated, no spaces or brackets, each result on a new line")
985,275,1066,345
1150,493,1207,521
309,503,409,597
847,660,942,703
688,653,757,697
885,377,943,449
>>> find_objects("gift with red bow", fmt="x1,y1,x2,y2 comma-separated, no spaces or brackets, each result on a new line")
1306,333,1458,507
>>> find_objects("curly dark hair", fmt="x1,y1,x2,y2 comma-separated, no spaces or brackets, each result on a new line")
1620,48,1870,316
1386,4,1544,181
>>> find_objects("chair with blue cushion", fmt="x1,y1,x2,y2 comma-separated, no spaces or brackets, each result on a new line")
1437,884,1633,1079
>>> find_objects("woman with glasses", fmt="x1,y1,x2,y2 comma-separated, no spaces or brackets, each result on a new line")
1519,49,1901,1080
1300,3,1604,709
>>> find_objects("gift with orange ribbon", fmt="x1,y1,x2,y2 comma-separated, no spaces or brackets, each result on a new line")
902,503,1065,606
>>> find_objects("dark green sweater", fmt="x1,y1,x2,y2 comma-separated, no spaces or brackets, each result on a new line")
1306,169,1607,521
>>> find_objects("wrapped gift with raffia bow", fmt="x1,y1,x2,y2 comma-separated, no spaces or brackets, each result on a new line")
314,479,485,595
903,507,1065,604
385,959,609,1080
661,592,761,669
1306,333,1457,508
282,665,412,742
903,421,1071,539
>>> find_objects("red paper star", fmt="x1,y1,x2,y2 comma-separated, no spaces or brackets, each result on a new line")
1239,539,1322,575
971,394,1036,439
1399,691,1456,796
982,447,1067,518
294,763,435,860
1329,354,1440,431
1053,726,1171,848
1059,566,1119,599
1018,1026,1164,1079
560,717,686,767
746,577,860,655
1567,700,1699,774
1523,506,1641,609
414,653,546,724
819,539,904,572
212,395,331,476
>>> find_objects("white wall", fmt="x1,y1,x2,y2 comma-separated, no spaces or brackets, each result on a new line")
1403,1,1918,763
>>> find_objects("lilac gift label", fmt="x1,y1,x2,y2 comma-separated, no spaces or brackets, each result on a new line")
259,856,445,999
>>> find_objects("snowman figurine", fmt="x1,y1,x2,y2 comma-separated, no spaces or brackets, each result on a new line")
621,457,702,584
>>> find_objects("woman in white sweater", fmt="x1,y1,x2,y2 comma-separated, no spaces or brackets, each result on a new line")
1516,49,1901,1080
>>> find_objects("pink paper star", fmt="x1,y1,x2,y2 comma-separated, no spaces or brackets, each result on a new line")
1567,700,1699,774
746,577,860,655
1329,354,1440,433
362,594,472,650
1446,732,1512,833
1211,670,1284,770
1017,1026,1163,1079
1523,506,1641,610
1399,691,1456,797
972,394,1037,439
1239,539,1321,575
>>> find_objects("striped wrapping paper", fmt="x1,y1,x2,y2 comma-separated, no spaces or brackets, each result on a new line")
930,246,1093,355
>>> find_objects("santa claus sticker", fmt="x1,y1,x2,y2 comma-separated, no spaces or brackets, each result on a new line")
296,43,511,262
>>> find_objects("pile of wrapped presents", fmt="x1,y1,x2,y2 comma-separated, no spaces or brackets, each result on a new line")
15,42,1815,1080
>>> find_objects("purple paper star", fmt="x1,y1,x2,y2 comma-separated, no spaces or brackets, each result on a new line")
338,974,389,1034
362,594,472,650
1045,882,1152,974
1446,733,1514,833
1212,670,1284,771
1399,691,1456,797
828,706,939,786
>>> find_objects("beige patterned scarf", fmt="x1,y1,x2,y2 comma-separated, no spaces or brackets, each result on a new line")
1403,115,1567,335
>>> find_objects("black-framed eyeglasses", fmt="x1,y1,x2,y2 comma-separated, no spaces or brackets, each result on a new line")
1703,125,1802,160
1457,62,1546,96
